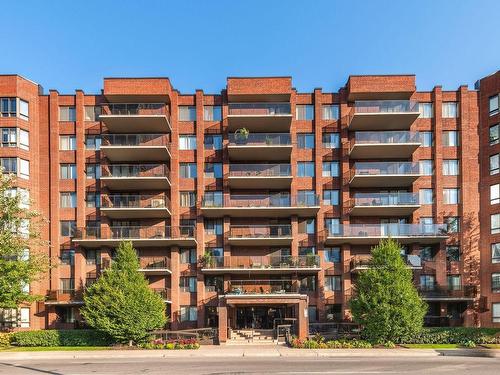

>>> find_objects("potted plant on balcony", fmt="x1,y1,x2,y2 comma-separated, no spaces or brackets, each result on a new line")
265,135,273,145
234,128,249,144
306,253,318,267
201,251,215,268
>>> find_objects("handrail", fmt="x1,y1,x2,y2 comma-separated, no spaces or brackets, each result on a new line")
202,255,320,269
351,192,419,207
101,194,171,209
229,163,291,177
201,194,320,208
326,223,449,237
101,103,169,117
229,224,292,238
74,225,196,239
354,100,419,114
228,103,291,116
228,133,291,146
101,164,170,178
101,134,169,147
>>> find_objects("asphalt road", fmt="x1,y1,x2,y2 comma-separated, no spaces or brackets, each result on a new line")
0,356,499,375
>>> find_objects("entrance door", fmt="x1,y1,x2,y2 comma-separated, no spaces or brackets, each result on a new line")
235,306,287,329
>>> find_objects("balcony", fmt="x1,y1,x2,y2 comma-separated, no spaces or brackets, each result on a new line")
418,285,477,301
227,225,293,246
100,194,171,219
227,103,292,132
101,134,171,162
73,226,197,248
100,103,171,132
101,164,170,190
349,100,420,130
139,257,171,275
349,162,420,188
228,164,292,188
201,255,320,274
226,279,302,296
201,194,320,218
45,290,83,305
349,131,421,159
325,224,448,245
227,133,292,161
349,192,420,216
350,254,422,272
152,288,172,303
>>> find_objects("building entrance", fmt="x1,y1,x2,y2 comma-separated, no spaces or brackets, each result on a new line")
235,306,292,329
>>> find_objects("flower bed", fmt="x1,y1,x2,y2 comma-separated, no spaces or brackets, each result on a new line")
139,338,200,350
291,337,372,349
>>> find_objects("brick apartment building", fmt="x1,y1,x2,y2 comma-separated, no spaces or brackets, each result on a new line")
0,72,499,342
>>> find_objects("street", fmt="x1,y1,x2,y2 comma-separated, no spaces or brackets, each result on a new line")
0,356,499,375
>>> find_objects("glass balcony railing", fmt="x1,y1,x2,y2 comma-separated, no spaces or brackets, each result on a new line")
353,162,420,176
229,163,291,177
228,103,291,116
101,194,170,209
229,225,292,238
74,226,195,240
202,255,320,269
101,134,169,147
139,256,171,270
350,254,422,270
417,285,477,299
353,131,420,145
227,279,300,295
101,164,169,178
201,194,320,208
354,100,419,114
228,133,291,146
326,224,448,238
352,192,419,207
102,103,169,116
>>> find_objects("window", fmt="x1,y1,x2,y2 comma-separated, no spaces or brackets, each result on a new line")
85,135,101,150
447,275,461,291
19,99,29,120
299,218,315,234
324,247,341,263
445,217,460,233
300,276,316,292
420,275,435,290
55,306,75,323
491,184,500,205
203,106,222,121
86,164,100,179
325,218,340,235
204,219,223,235
443,160,459,176
179,135,197,150
60,164,76,179
490,154,499,175
420,246,434,261
325,276,341,291
420,132,433,147
442,102,458,118
178,106,196,121
84,106,101,121
490,124,500,145
180,191,196,207
60,249,75,265
297,162,315,177
323,190,339,205
86,192,100,208
446,246,460,262
0,158,17,174
322,104,339,120
60,221,76,237
180,306,197,322
180,163,197,178
59,106,76,121
59,135,76,150
179,277,197,293
419,160,433,175
203,191,223,207
492,273,500,292
490,95,499,116
60,192,76,208
297,133,315,149
180,248,197,264
298,190,317,206
205,276,223,293
322,161,339,177
204,163,222,178
326,304,342,322
493,303,500,323
418,103,433,118
492,243,500,264
1,128,16,147
492,214,500,234
19,129,29,150
60,277,74,292
308,306,318,322
419,189,434,205
443,131,459,147
296,104,314,120
1,98,17,117
86,249,99,265
322,132,340,148
299,246,316,256
204,134,223,150
443,188,460,204
206,247,223,257
19,159,29,179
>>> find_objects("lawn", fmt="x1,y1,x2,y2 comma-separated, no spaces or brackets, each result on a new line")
1,346,111,352
481,344,500,349
402,344,461,349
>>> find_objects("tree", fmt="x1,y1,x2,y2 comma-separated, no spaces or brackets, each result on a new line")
349,238,427,343
81,241,167,344
0,171,49,309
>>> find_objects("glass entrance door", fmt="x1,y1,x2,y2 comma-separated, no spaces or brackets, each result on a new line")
235,306,288,329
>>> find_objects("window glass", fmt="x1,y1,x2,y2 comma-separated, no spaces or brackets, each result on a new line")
493,273,500,292
493,303,500,323
419,189,433,204
445,216,460,233
325,276,341,291
85,135,101,150
1,158,17,174
492,214,500,234
420,275,435,289
322,161,339,177
297,162,315,177
322,132,340,148
203,191,223,207
323,189,339,205
492,243,500,264
324,247,341,263
442,160,459,176
59,106,76,121
19,159,29,179
19,129,29,150
322,105,339,120
490,124,500,145
324,218,340,235
180,191,196,207
490,154,499,175
19,100,29,120
60,192,77,208
60,221,76,237
418,103,433,118
443,188,460,204
1,128,16,147
204,219,223,235
493,185,500,205
299,218,316,234
60,249,75,265
60,164,76,179
443,131,459,147
180,248,197,264
446,246,460,262
86,192,100,208
297,133,315,149
59,135,76,150
442,102,458,118
180,163,197,178
419,160,433,175
447,275,461,290
490,95,499,116
204,135,223,150
419,132,433,147
179,277,197,292
204,163,222,178
84,106,101,121
86,164,100,179
203,106,222,121
296,105,314,120
179,135,197,150
178,106,196,121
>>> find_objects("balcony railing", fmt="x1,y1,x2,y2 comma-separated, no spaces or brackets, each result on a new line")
152,288,171,300
102,103,169,117
352,162,420,176
354,100,419,114
228,103,291,116
229,164,291,177
101,164,169,178
139,256,171,270
228,133,291,146
227,279,300,295
417,285,477,299
326,224,448,238
352,192,419,207
350,254,422,270
202,255,320,269
201,194,320,208
101,194,170,209
229,225,292,238
352,131,420,145
46,289,82,301
74,226,195,240
101,134,169,147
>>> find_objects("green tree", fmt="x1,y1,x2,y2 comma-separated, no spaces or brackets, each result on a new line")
349,238,427,343
0,172,49,308
81,241,167,344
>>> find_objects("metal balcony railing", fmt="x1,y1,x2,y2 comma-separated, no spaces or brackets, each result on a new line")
102,103,169,117
202,255,320,269
229,224,292,238
326,224,448,238
101,164,169,178
352,161,420,176
101,134,169,147
74,225,195,240
417,285,477,299
227,279,300,295
351,192,419,207
350,254,422,270
352,131,420,145
354,100,419,114
46,289,82,301
201,194,320,208
139,256,171,270
101,194,170,209
228,133,291,146
228,103,291,116
229,163,291,177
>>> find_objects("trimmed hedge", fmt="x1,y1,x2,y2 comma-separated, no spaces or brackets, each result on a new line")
403,328,500,345
11,330,113,347
291,337,372,349
0,332,12,347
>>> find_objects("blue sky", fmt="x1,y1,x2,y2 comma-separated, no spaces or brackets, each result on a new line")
1,0,499,94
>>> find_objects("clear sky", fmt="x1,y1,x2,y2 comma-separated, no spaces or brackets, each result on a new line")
1,0,499,94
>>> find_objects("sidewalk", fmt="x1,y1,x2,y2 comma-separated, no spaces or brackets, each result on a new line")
1,345,499,360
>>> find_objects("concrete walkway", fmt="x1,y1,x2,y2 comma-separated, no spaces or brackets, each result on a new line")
1,344,499,360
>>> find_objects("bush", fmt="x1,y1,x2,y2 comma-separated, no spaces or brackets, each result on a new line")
290,336,372,349
12,330,113,347
404,328,500,345
0,332,12,347
139,338,200,350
